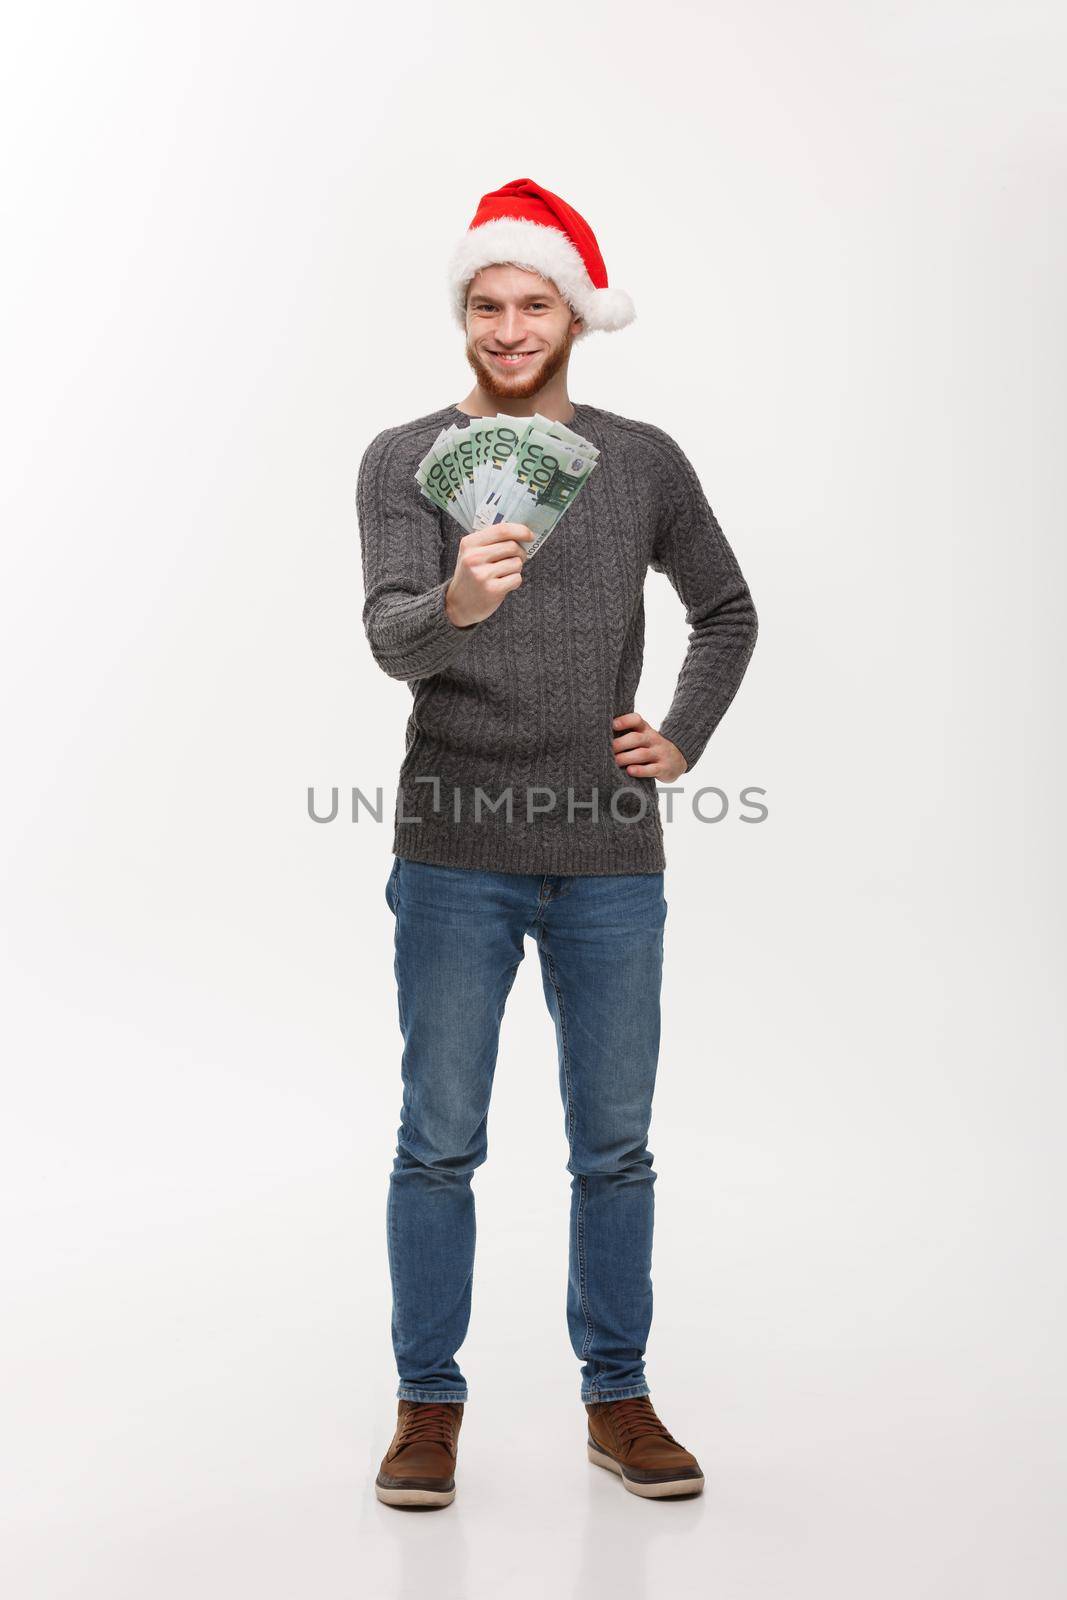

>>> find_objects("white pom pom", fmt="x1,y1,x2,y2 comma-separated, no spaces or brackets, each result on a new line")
584,286,636,332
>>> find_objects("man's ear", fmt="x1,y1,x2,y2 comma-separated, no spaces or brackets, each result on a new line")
571,313,585,336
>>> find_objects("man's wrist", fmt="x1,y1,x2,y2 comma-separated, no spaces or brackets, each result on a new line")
444,584,474,630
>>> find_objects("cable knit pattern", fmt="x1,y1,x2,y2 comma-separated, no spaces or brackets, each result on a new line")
356,402,758,875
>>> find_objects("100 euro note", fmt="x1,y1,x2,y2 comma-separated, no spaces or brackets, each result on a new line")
415,426,474,526
470,426,598,558
415,418,527,526
414,413,599,559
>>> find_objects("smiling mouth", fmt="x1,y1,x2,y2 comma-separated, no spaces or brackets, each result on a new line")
487,350,540,365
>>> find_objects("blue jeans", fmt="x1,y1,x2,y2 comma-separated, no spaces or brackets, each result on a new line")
383,856,668,1405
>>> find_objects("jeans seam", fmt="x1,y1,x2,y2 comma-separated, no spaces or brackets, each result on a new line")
397,1386,468,1402
388,859,405,1343
393,862,408,1111
581,1382,650,1401
543,940,596,1373
387,1170,401,1338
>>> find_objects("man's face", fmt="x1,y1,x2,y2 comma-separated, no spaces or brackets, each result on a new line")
464,264,582,401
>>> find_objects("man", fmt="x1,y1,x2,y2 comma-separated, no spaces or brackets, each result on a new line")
356,178,758,1508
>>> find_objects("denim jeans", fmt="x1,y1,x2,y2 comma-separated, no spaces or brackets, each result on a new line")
383,855,668,1405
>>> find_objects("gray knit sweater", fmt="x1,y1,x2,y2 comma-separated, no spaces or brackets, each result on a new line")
355,401,758,875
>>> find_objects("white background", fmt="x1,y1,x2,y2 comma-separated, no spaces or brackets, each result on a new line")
2,2,1064,1596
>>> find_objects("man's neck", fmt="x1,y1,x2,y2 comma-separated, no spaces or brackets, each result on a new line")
455,377,576,425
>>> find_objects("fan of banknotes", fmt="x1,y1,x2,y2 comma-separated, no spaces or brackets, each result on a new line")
414,412,599,561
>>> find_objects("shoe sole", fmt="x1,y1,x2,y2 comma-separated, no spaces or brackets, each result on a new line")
587,1440,704,1499
375,1478,455,1508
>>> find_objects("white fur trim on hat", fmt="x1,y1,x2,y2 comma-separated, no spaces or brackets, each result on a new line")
448,216,635,337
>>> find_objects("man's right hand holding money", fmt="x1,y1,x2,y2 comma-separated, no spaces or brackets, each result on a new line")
445,524,535,628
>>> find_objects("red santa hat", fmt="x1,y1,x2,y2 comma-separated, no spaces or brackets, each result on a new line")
447,177,636,339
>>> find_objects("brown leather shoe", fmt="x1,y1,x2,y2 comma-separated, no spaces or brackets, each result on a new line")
375,1399,464,1508
586,1394,705,1498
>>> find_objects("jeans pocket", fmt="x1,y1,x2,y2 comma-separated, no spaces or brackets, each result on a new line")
385,856,400,914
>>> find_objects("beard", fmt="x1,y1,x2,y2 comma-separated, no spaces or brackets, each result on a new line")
464,321,575,402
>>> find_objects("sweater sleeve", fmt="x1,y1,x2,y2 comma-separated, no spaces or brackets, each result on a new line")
647,431,759,772
356,426,481,682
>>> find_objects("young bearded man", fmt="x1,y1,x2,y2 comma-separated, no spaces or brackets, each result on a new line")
356,178,759,1508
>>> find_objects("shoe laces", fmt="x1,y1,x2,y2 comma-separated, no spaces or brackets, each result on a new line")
604,1396,676,1448
398,1403,457,1451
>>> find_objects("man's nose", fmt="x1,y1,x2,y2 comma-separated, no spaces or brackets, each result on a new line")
496,308,527,344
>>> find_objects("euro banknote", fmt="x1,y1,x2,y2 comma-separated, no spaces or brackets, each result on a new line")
415,412,599,560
